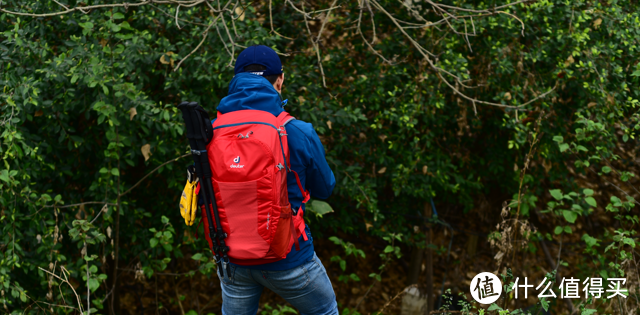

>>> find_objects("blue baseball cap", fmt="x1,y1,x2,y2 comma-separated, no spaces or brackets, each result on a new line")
234,45,283,77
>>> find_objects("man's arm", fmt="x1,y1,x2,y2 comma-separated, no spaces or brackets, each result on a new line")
303,127,336,199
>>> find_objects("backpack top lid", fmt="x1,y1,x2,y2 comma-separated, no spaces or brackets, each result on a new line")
217,72,284,117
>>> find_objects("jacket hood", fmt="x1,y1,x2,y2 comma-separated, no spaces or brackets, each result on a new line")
216,72,284,117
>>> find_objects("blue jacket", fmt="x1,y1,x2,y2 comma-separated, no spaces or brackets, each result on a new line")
214,72,336,271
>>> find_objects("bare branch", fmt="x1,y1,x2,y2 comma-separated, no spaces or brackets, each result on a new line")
38,267,84,314
52,0,69,10
119,153,190,196
44,201,116,209
302,3,327,88
357,0,395,64
175,4,182,29
150,4,209,26
0,1,152,17
286,0,311,19
369,0,548,109
315,0,340,44
498,10,525,36
269,0,294,39
234,44,291,56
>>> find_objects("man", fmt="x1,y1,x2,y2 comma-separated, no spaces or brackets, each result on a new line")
213,45,338,315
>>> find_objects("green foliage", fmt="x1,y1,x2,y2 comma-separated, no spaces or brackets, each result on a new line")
260,303,298,315
1,0,639,313
329,236,365,283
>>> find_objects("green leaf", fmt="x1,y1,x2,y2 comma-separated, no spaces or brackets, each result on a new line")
582,234,599,247
99,167,109,174
339,260,346,271
384,245,394,253
632,69,640,77
558,143,570,152
112,12,125,20
564,226,572,234
191,253,203,260
583,189,594,196
488,304,503,311
581,309,597,315
88,278,100,292
0,170,9,183
549,189,563,200
623,237,636,248
585,197,597,207
554,226,563,235
541,298,549,311
161,215,170,224
602,166,612,173
308,200,334,215
111,168,119,176
102,85,109,95
150,238,159,248
552,135,563,143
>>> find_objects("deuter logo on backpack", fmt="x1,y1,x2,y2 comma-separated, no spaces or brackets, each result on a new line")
230,156,244,168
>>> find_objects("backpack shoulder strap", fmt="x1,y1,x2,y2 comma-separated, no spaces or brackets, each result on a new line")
275,111,310,209
276,111,296,127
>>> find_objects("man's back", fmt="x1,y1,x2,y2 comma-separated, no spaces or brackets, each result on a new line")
214,72,336,270
212,45,338,315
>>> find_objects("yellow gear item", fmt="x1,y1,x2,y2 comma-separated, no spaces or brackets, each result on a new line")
180,171,199,226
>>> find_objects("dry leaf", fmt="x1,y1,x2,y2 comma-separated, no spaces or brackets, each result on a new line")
379,135,387,142
593,18,602,28
359,132,366,139
160,54,170,65
35,110,43,117
326,120,332,129
235,7,245,21
129,107,137,121
565,55,575,67
378,167,387,174
587,102,597,108
297,95,305,104
141,144,151,161
422,165,428,175
503,92,512,100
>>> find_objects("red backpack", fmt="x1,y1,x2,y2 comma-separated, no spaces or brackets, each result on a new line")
200,109,310,265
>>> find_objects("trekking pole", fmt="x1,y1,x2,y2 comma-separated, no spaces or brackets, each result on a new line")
177,101,231,280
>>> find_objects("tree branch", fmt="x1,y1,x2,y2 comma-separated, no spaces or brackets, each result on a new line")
119,153,190,197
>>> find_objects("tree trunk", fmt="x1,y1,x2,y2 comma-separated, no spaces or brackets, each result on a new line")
406,246,425,286
425,201,434,315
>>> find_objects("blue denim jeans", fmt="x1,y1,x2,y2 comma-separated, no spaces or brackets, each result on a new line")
217,252,338,315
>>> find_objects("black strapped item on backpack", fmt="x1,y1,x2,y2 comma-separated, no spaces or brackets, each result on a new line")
177,101,232,281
